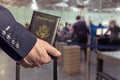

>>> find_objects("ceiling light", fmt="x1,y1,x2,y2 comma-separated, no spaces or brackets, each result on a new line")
54,2,68,7
115,7,120,11
31,0,38,10
63,0,69,2
93,9,98,11
70,6,79,12
83,0,91,5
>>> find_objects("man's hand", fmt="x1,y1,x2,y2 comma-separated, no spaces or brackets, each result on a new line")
18,38,61,68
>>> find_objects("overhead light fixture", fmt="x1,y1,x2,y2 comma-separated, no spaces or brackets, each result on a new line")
31,0,38,10
93,9,98,11
70,6,79,12
83,0,91,5
63,0,69,2
54,2,68,7
115,7,120,11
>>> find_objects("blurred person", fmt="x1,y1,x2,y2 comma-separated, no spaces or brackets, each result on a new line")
0,5,61,68
104,20,120,46
58,23,63,32
90,22,105,45
63,22,69,33
98,23,102,27
72,15,90,61
68,23,73,33
56,23,65,42
59,22,70,41
25,22,30,30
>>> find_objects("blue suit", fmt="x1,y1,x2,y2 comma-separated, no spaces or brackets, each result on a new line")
0,5,36,61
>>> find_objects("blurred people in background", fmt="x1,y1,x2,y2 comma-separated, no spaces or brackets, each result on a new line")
25,22,30,30
68,23,73,33
57,22,72,41
72,15,90,61
55,23,63,42
90,22,104,45
63,22,69,33
104,20,120,46
58,23,64,32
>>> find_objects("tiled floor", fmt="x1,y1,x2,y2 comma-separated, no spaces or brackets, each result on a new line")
0,49,120,80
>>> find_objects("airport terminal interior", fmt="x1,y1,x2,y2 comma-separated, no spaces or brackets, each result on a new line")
0,0,120,80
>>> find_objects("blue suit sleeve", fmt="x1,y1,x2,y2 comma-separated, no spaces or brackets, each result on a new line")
0,5,37,61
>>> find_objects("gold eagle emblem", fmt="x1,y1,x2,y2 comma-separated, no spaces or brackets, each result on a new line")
36,25,49,39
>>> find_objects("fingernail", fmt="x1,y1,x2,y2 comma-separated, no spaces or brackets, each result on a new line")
57,51,61,57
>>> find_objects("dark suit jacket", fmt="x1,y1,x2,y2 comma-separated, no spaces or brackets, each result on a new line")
0,5,36,61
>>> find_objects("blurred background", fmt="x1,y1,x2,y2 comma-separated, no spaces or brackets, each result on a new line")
0,0,120,80
0,0,120,25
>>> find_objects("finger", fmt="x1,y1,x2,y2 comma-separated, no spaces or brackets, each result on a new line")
20,62,35,68
20,59,34,68
20,63,35,68
37,47,52,64
24,50,43,67
35,63,43,68
37,39,61,57
45,44,61,57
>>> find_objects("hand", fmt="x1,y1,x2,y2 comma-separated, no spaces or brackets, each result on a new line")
18,38,61,68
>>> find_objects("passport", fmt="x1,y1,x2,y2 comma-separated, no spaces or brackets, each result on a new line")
29,11,59,78
29,11,60,45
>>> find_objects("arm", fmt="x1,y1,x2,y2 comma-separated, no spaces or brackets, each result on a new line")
0,5,36,61
0,6,61,68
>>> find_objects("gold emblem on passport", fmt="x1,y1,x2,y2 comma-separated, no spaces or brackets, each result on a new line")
36,25,49,39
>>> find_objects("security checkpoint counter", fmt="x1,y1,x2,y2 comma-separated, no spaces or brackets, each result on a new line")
95,51,120,80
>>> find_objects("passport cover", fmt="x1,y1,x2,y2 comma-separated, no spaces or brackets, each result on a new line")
29,11,60,45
